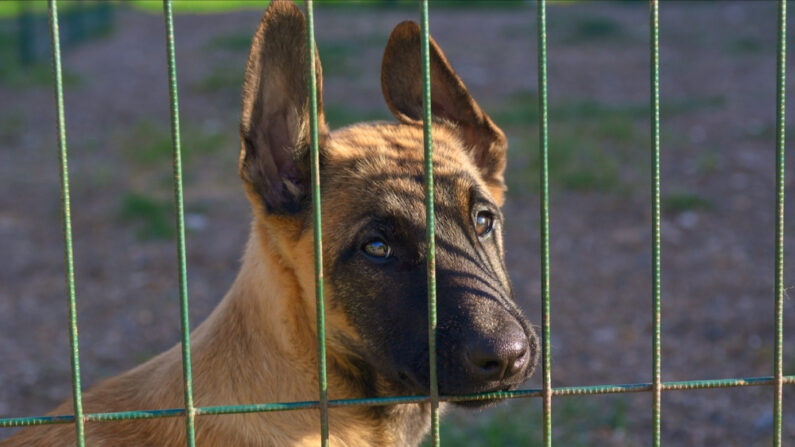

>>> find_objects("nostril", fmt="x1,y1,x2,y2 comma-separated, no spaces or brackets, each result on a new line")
465,344,505,380
506,344,529,377
481,360,501,373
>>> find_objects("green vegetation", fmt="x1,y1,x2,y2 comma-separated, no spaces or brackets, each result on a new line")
0,29,82,88
206,33,253,52
0,0,268,18
727,36,762,55
662,190,714,213
120,120,227,166
318,41,361,77
0,112,24,143
0,0,529,19
422,396,635,447
119,192,175,240
507,130,624,193
325,104,390,129
694,150,719,175
493,91,725,128
128,0,269,14
567,16,625,43
205,31,382,79
195,65,244,93
494,91,727,194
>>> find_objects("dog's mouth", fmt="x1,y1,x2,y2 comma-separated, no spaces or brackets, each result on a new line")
394,346,536,406
395,369,527,408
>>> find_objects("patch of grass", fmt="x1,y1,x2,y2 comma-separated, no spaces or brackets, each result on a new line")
127,0,269,14
593,114,636,141
121,121,171,165
324,103,391,129
119,192,175,241
0,0,99,18
548,131,622,191
0,112,24,144
0,29,82,89
495,94,721,194
497,94,655,194
205,30,384,80
493,91,725,128
206,32,252,52
727,36,763,54
195,65,244,93
695,150,719,175
492,92,540,126
3,63,83,88
507,130,623,194
424,396,634,447
566,16,625,43
318,41,360,77
662,190,714,214
663,95,726,115
121,120,227,166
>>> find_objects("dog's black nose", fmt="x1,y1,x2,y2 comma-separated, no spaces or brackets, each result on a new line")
464,321,529,382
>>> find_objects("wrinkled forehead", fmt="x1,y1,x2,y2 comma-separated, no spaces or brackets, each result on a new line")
320,122,486,248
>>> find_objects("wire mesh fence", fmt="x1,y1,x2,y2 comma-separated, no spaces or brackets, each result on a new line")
0,0,792,446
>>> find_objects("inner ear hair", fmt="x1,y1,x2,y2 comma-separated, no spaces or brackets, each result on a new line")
239,1,327,215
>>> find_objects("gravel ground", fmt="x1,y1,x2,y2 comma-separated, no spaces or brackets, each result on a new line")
1,1,794,445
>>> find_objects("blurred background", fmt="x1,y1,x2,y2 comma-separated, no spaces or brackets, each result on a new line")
1,1,794,445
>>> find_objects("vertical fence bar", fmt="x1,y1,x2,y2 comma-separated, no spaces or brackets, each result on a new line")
304,1,330,445
649,1,662,446
536,0,552,445
419,1,439,445
161,2,196,445
773,1,787,445
47,1,85,445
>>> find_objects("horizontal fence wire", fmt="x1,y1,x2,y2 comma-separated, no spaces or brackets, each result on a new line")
649,1,662,446
46,1,85,446
773,0,787,445
3,376,793,428
161,1,197,445
304,1,330,445
419,0,440,445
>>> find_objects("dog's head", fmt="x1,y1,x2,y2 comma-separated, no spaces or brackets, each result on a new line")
239,2,538,403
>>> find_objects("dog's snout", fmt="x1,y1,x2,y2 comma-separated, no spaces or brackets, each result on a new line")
464,320,529,382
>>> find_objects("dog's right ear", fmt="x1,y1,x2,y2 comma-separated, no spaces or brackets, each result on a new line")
381,21,507,201
239,1,327,215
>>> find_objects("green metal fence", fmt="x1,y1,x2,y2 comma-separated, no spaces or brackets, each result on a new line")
0,0,793,446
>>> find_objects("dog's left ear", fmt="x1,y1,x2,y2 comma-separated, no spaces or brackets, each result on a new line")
239,1,328,215
381,21,507,199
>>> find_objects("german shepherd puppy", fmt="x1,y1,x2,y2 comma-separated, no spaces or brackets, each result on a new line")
4,2,537,446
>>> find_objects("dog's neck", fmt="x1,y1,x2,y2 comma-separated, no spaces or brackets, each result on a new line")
186,221,430,446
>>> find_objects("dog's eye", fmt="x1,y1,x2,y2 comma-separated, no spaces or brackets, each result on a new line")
362,239,391,259
475,211,494,237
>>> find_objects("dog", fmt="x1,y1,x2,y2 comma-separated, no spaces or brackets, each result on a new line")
3,2,538,446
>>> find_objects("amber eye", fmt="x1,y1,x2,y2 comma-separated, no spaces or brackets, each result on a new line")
475,211,494,237
362,239,391,259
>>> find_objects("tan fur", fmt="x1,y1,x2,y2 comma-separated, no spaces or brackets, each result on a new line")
3,212,431,446
3,2,513,445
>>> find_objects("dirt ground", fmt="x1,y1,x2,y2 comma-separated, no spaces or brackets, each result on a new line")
1,1,794,445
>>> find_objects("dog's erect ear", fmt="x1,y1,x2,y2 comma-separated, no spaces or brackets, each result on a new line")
239,1,327,215
381,21,507,193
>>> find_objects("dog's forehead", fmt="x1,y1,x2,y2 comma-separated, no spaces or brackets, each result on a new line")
324,122,484,216
317,122,490,258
